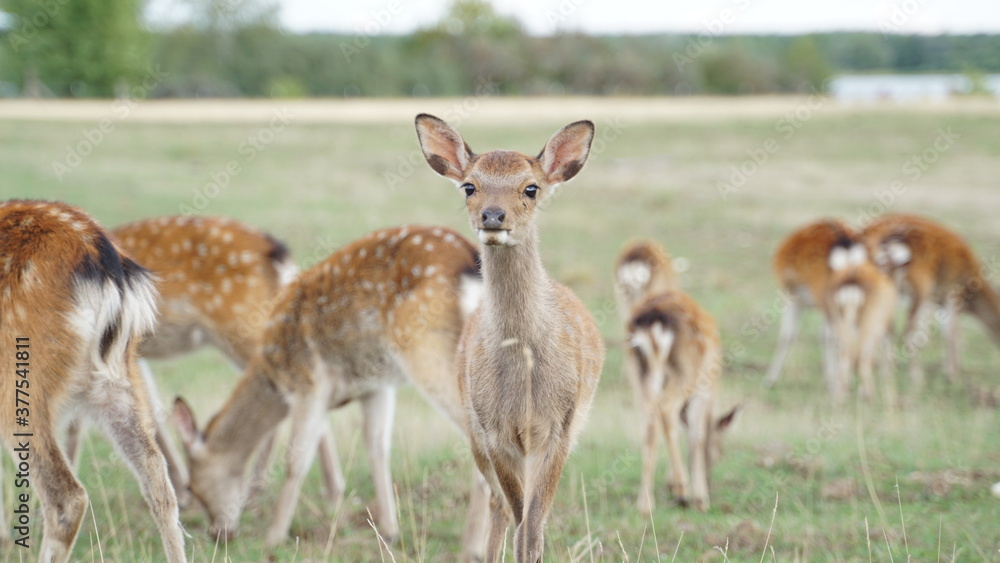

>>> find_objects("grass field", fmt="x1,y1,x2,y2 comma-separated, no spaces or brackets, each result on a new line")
1,96,999,562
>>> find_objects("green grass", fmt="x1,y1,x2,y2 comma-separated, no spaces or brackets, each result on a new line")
1,99,999,561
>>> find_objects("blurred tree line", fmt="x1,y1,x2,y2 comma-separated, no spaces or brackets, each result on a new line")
2,0,1000,98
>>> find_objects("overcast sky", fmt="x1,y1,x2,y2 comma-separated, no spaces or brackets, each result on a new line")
143,0,1000,35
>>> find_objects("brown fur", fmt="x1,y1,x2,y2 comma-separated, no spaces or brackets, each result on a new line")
113,215,295,366
0,200,185,562
825,261,898,405
63,216,298,507
765,218,862,388
862,213,1000,384
615,238,677,314
416,114,605,562
173,225,486,552
615,239,678,384
626,289,736,514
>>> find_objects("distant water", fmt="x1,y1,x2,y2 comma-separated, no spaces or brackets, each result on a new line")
829,74,1000,102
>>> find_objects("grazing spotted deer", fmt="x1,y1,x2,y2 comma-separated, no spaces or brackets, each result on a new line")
862,214,1000,386
0,200,186,562
172,225,487,551
415,114,605,562
113,215,298,368
825,248,898,405
764,219,865,390
65,215,299,506
627,289,738,514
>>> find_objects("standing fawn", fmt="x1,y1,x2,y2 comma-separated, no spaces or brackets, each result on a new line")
0,200,186,562
65,215,299,506
824,248,898,405
172,225,487,551
862,214,1000,386
415,114,605,562
765,219,864,390
627,289,738,514
615,239,678,379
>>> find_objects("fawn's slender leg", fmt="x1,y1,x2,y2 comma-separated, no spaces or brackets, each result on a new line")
265,386,328,547
764,297,801,386
637,403,659,515
660,403,690,505
361,387,398,541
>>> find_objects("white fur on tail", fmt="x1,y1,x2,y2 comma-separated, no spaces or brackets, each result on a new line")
619,262,652,291
68,273,158,377
828,244,867,272
885,241,911,267
274,257,300,286
630,322,675,368
459,274,485,322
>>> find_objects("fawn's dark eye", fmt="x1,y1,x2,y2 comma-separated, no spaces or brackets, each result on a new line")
524,185,538,199
463,183,475,197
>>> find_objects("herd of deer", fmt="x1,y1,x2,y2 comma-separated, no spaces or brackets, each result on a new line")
1,115,997,562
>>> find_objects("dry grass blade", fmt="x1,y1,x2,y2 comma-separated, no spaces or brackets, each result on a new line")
759,492,778,563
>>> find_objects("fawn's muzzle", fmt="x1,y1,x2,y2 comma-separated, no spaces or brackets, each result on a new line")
481,207,506,229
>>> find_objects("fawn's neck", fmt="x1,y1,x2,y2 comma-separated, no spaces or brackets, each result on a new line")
205,367,290,465
480,227,553,340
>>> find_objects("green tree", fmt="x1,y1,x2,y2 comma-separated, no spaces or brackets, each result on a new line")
1,0,149,97
780,35,832,91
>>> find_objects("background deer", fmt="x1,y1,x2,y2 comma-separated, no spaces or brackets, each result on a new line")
825,248,898,405
764,218,864,390
862,213,1000,386
615,238,677,316
415,114,605,562
65,215,299,506
627,289,738,514
615,239,678,378
172,225,488,553
0,200,186,562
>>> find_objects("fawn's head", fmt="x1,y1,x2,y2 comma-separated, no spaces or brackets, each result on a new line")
415,114,594,246
172,397,246,541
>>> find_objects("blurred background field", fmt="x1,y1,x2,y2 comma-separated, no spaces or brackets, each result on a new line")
1,96,999,561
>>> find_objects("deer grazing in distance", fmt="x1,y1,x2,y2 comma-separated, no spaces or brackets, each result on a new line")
862,213,1000,387
825,246,898,405
65,215,299,507
615,238,678,316
764,218,863,390
627,289,738,514
415,114,605,562
615,239,678,378
172,225,489,554
0,200,186,562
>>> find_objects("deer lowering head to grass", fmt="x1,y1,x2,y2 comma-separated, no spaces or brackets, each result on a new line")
63,215,299,508
0,200,186,563
765,218,862,389
415,114,606,562
172,225,487,552
627,289,738,514
825,247,898,406
862,213,1000,387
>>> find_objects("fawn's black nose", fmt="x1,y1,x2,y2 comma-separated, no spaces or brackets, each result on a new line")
482,207,506,229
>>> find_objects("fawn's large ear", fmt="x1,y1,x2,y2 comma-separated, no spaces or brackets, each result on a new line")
173,397,203,453
538,120,595,185
415,113,474,182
